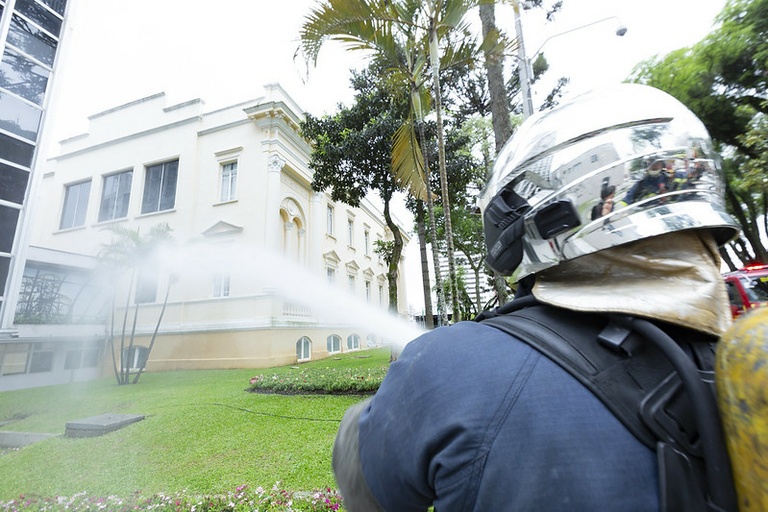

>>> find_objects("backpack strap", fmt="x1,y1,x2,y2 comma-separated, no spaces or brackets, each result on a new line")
477,299,737,512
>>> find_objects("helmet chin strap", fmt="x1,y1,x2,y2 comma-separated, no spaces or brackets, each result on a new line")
532,231,731,337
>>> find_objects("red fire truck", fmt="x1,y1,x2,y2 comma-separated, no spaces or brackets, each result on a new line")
724,264,768,319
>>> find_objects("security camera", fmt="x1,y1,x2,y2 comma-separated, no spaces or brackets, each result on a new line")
616,25,628,37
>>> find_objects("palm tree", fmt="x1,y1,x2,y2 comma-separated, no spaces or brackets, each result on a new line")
299,0,487,324
99,223,174,385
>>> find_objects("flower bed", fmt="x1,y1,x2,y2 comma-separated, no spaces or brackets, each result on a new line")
1,484,343,511
248,366,386,395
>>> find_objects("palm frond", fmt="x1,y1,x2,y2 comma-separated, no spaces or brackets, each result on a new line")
392,121,429,201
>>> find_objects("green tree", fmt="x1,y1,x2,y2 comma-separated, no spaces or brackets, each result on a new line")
300,69,407,312
99,223,175,385
299,0,495,323
629,0,768,266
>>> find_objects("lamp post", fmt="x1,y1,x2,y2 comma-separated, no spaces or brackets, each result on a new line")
514,10,628,119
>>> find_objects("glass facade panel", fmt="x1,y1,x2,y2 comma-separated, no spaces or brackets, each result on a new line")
0,49,50,105
0,130,34,167
59,180,90,229
0,91,42,140
39,0,66,16
99,170,132,221
15,0,62,36
142,160,178,214
0,256,10,295
0,205,20,252
7,14,57,67
0,162,29,204
15,263,109,324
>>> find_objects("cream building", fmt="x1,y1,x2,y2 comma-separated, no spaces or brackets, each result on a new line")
7,83,410,389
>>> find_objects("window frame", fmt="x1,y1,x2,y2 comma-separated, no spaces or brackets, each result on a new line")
141,159,178,215
98,169,133,222
213,272,231,298
219,160,238,203
326,204,335,236
327,334,341,354
59,179,91,230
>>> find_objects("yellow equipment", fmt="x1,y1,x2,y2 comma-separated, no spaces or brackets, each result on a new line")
717,308,768,511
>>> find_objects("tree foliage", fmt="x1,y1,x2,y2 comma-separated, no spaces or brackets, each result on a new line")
301,67,407,312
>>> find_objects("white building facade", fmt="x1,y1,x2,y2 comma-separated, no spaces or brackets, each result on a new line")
8,84,409,388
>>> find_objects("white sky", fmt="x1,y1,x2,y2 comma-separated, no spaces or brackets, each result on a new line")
44,0,729,312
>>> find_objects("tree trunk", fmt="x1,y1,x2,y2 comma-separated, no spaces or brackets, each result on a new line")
480,2,512,307
415,201,435,328
429,26,460,323
132,278,172,384
415,114,448,326
383,199,403,314
479,3,513,155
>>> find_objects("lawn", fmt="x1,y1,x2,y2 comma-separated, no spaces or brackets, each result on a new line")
0,348,391,509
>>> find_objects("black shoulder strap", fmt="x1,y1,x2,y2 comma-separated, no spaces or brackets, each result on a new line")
477,299,737,512
480,302,674,448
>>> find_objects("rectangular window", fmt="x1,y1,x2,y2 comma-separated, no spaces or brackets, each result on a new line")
348,274,355,293
220,161,237,202
364,230,370,255
99,170,132,222
347,219,354,246
326,205,334,235
326,267,335,284
0,91,42,141
0,49,50,106
134,271,157,304
29,345,54,373
59,180,90,229
365,281,371,302
64,347,99,370
7,14,57,67
142,160,178,214
1,345,28,376
213,272,230,298
15,0,63,37
0,161,30,205
0,205,20,252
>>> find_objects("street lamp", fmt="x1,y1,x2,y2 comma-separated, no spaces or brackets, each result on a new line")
514,10,628,118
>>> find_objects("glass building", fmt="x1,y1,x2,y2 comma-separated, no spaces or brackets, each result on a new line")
0,0,74,389
0,0,69,330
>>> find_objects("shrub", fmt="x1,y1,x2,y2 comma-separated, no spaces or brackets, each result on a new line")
247,349,390,395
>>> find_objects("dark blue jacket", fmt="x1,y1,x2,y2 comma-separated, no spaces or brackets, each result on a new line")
334,321,658,511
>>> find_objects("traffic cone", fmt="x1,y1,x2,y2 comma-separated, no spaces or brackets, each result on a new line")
716,308,768,511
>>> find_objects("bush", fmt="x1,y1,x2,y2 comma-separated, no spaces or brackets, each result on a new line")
247,349,390,395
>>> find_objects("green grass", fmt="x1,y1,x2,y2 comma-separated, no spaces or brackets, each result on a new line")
0,348,390,502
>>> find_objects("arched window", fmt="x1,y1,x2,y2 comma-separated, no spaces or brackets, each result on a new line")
327,335,341,354
347,334,360,351
366,334,377,348
296,336,311,361
280,198,306,264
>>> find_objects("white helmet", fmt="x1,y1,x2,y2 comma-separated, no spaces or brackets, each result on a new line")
479,83,739,279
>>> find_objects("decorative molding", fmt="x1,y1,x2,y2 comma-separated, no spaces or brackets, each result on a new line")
214,146,243,159
323,250,340,267
268,154,286,173
202,221,244,237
